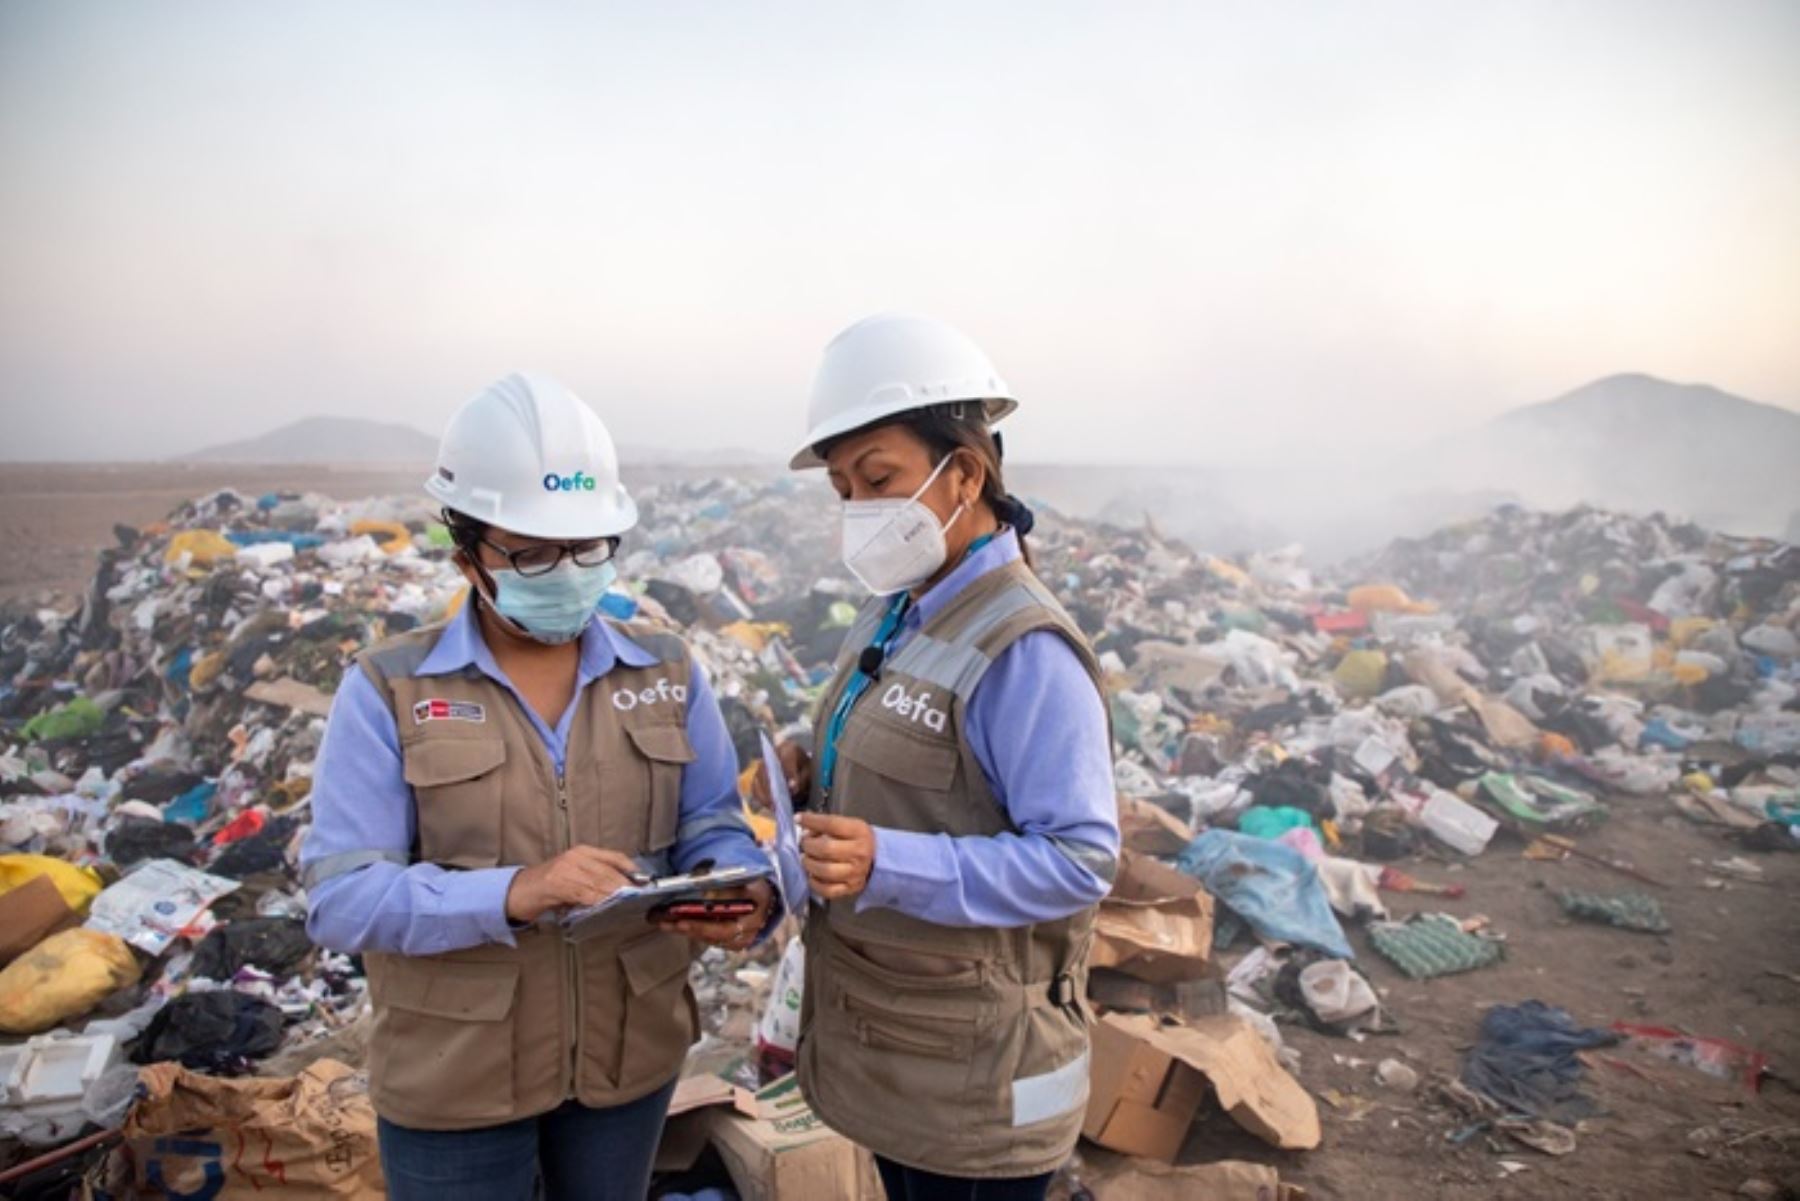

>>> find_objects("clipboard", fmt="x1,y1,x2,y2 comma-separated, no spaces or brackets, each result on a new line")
559,861,773,944
762,732,814,914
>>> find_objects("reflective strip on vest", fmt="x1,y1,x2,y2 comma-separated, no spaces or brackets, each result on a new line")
890,633,991,698
1012,1048,1090,1127
303,848,408,891
886,583,1048,699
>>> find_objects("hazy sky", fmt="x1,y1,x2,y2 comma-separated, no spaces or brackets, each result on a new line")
3,1,1797,464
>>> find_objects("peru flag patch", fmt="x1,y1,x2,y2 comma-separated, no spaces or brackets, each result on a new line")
412,699,486,724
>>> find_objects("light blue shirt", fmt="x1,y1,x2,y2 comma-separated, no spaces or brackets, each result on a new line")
850,529,1120,928
301,604,768,956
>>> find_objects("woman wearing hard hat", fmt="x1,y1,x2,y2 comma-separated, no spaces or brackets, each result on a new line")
301,373,774,1201
775,315,1119,1201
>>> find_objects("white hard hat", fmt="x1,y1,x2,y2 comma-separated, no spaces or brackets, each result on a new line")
424,372,638,539
790,313,1016,470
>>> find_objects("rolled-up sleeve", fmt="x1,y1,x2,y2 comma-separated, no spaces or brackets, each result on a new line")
300,667,521,956
858,630,1118,928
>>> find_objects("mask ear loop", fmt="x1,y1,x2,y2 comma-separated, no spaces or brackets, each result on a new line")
457,547,536,642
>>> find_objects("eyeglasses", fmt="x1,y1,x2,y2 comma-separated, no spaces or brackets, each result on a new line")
476,535,618,577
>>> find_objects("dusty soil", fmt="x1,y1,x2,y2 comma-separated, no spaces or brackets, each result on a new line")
0,463,429,605
3,465,1796,1200
1079,801,1800,1201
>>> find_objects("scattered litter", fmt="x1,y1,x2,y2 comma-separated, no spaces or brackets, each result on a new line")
1461,1001,1618,1123
1611,1023,1769,1092
1177,829,1353,959
1558,890,1672,934
1375,1057,1420,1093
1368,913,1505,980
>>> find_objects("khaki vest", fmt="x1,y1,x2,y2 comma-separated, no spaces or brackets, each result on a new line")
796,560,1107,1178
354,619,701,1131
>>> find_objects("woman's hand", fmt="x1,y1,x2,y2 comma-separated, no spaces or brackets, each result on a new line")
797,813,876,901
504,845,642,925
750,741,812,806
657,879,775,950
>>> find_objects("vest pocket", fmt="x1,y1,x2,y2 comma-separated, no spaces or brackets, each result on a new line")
818,939,1000,1130
836,719,959,791
402,738,507,868
625,723,695,852
372,958,520,1125
615,930,696,1088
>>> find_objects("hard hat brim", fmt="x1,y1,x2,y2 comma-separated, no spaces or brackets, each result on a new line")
788,396,1018,471
425,472,639,540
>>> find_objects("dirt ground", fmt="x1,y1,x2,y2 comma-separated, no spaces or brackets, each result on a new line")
3,464,1796,1200
1088,798,1800,1200
0,463,430,605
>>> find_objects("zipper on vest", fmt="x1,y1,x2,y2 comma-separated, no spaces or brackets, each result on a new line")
557,768,583,1099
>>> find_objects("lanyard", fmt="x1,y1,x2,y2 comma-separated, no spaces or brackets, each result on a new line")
817,591,909,798
816,532,997,799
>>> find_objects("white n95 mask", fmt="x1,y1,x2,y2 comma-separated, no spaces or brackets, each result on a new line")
839,455,966,596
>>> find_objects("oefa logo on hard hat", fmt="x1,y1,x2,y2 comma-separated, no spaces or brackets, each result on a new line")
543,471,597,492
881,682,948,733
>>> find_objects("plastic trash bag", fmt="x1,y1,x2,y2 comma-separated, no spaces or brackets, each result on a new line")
0,928,142,1035
131,990,285,1072
1297,958,1380,1026
1176,829,1353,959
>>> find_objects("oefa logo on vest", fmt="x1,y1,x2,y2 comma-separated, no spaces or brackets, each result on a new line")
611,677,688,711
881,682,949,733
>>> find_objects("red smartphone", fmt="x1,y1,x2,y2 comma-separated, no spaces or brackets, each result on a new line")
651,898,758,922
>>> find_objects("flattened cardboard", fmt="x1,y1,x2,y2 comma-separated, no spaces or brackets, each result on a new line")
1088,965,1229,1022
1119,798,1198,857
656,1072,739,1173
1091,851,1214,985
0,874,78,965
1085,1013,1321,1158
1088,1155,1309,1201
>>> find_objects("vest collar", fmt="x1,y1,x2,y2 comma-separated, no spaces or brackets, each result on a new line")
908,526,1021,631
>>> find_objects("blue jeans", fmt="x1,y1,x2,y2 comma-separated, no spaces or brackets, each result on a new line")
377,1079,679,1201
875,1156,1054,1201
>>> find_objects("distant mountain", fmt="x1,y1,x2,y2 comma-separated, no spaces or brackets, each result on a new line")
180,416,438,463
1057,373,1800,562
1428,373,1800,537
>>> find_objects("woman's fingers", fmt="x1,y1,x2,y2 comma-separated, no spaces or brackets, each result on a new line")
799,834,861,861
803,858,863,884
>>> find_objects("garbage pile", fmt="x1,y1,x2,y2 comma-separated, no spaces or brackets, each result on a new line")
0,480,1796,1197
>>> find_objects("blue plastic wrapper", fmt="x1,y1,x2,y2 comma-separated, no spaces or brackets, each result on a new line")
1177,828,1353,959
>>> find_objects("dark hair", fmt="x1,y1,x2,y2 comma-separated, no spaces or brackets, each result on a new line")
816,402,1036,567
439,508,488,556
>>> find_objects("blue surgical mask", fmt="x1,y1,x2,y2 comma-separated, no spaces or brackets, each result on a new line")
486,560,617,644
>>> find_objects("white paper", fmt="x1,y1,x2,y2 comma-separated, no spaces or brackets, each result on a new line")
84,859,239,955
762,733,812,913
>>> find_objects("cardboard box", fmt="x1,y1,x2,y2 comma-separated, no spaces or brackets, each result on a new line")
655,1073,737,1173
1088,965,1228,1022
1083,1015,1212,1161
1090,851,1214,984
706,1074,882,1201
0,873,79,966
1083,1013,1321,1161
1118,797,1197,858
